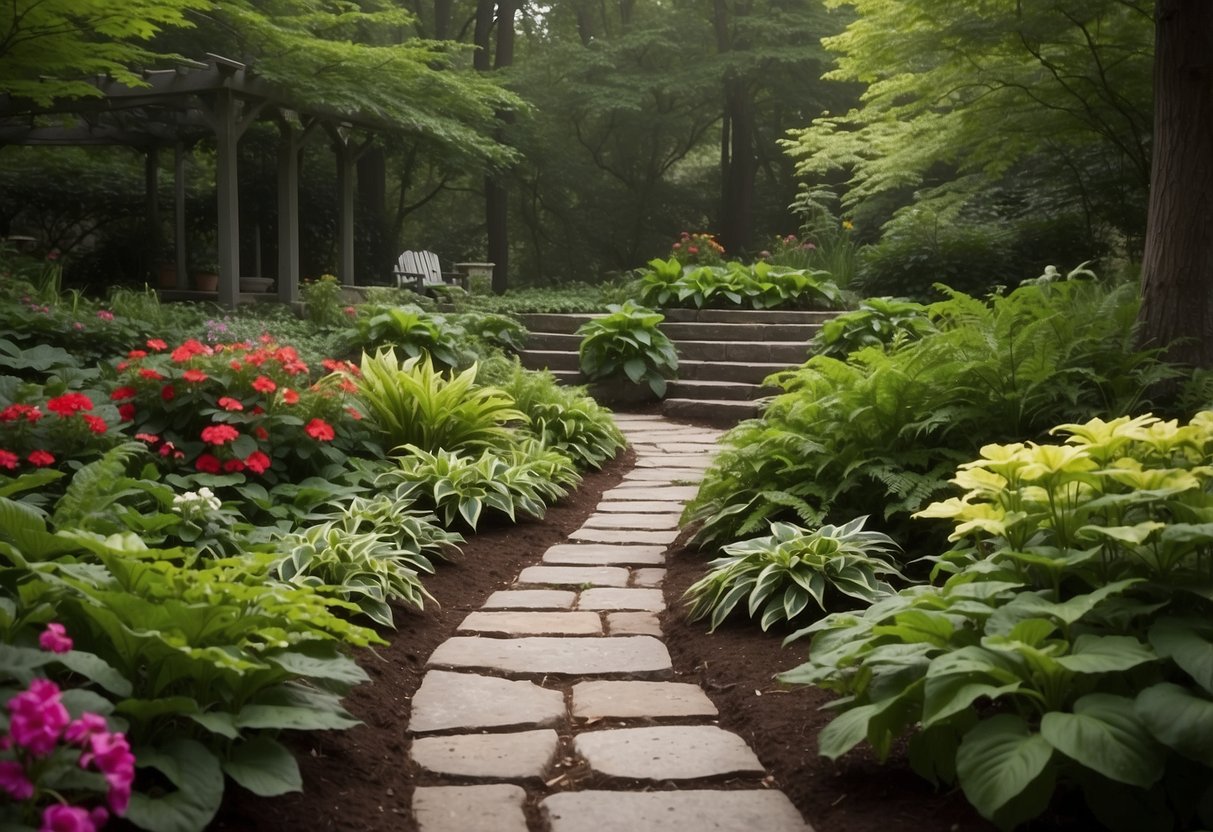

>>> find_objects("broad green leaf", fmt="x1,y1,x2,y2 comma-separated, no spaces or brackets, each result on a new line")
956,714,1055,821
126,738,224,832
189,711,240,740
1149,618,1213,694
1040,694,1164,787
57,650,133,697
234,703,360,731
222,736,302,797
264,648,369,686
1054,635,1157,675
1136,683,1213,766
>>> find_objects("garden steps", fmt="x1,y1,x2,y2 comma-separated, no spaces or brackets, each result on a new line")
405,415,815,832
518,310,838,426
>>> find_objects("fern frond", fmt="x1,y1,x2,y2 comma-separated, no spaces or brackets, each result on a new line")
51,441,146,530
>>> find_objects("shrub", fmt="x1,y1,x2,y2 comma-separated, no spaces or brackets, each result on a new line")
668,231,726,266
633,258,843,311
782,412,1213,831
353,349,525,454
811,297,935,359
577,301,678,397
344,304,471,369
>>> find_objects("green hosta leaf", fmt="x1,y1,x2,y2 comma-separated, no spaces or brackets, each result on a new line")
1054,635,1157,675
1149,617,1213,694
264,648,369,687
223,736,302,797
1136,683,1213,766
956,715,1055,825
126,738,224,832
623,358,646,383
1040,694,1165,787
1077,522,1165,545
56,650,133,697
188,711,240,740
648,375,667,398
235,703,359,732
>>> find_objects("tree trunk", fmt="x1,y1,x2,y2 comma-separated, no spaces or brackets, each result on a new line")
1136,0,1213,367
721,79,756,255
434,0,452,39
484,0,516,293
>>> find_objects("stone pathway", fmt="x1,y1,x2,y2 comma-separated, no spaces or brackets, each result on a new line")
407,414,814,832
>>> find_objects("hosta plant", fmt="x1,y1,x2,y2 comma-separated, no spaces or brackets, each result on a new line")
683,517,901,631
353,349,526,454
634,258,843,311
811,297,935,359
344,304,470,369
782,412,1213,831
577,302,678,397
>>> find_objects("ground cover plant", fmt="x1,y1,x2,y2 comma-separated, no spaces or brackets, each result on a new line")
780,412,1213,831
577,301,679,397
686,278,1175,552
633,257,844,311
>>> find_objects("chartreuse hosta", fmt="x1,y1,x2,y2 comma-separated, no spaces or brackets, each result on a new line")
782,412,1213,831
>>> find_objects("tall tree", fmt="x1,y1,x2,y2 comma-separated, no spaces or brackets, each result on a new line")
1136,0,1213,367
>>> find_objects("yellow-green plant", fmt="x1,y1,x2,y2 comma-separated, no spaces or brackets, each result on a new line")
353,348,526,454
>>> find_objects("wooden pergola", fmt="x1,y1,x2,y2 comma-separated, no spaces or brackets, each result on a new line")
0,55,388,306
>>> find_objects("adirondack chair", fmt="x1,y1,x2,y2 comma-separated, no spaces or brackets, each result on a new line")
393,250,469,292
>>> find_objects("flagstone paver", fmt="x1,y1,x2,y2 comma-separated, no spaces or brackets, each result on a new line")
605,611,662,636
414,784,529,832
408,670,565,733
428,635,673,679
582,512,682,530
577,587,665,611
542,791,811,832
542,543,666,565
408,414,813,832
516,564,631,587
410,729,558,780
457,610,603,636
481,588,577,610
571,680,718,720
568,527,678,545
574,725,765,779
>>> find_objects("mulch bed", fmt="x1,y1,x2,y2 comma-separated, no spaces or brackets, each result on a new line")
210,427,1057,832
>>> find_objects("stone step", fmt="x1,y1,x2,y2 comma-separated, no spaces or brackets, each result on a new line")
665,380,774,401
519,348,580,371
674,359,785,384
662,397,760,425
661,321,821,341
671,339,809,364
662,308,839,324
517,312,598,333
524,331,582,351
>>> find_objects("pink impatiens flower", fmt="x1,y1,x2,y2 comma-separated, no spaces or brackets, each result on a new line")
80,731,135,815
39,622,73,654
0,760,34,800
7,678,70,756
40,803,106,832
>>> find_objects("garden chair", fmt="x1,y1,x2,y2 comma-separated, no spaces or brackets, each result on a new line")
393,250,469,293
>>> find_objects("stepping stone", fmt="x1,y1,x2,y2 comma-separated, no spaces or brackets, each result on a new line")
605,611,662,636
631,568,665,588
578,588,665,612
595,500,686,514
410,729,558,780
409,670,564,733
482,589,577,610
458,611,603,636
542,543,665,566
603,485,699,501
655,443,720,453
569,528,678,545
571,680,718,720
623,468,705,483
415,784,528,832
429,636,672,680
634,455,714,468
517,565,630,587
582,513,682,530
574,726,765,780
542,790,811,832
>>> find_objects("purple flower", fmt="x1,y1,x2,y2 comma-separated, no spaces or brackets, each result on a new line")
39,804,101,832
39,622,73,654
7,679,69,756
0,759,34,800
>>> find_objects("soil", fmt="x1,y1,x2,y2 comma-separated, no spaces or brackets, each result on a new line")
209,429,1001,832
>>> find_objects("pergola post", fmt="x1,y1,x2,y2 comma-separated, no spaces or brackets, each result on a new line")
213,88,241,307
276,120,301,303
144,146,160,286
174,142,188,288
335,134,356,285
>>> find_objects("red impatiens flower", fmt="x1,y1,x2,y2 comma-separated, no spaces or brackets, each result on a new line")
281,388,299,405
195,454,221,473
218,397,244,412
46,393,93,417
183,369,208,383
304,418,335,442
253,425,269,441
117,403,136,422
339,378,358,394
345,407,363,421
146,339,167,351
0,403,42,423
135,433,160,444
251,375,276,394
127,349,148,360
222,459,246,473
229,360,243,372
139,368,164,381
160,385,176,402
171,339,211,363
282,361,308,375
251,405,265,415
201,424,240,445
0,449,18,469
110,386,137,402
243,450,271,474
27,450,55,467
82,414,108,434
158,440,181,459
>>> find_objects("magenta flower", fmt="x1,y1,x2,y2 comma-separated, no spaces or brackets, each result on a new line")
39,803,104,832
0,759,34,800
39,622,73,654
80,731,135,815
65,713,108,746
7,679,69,756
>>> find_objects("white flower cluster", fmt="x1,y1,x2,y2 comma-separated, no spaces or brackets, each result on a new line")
172,487,221,514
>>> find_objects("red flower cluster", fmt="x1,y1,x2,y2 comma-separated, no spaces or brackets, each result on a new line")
0,403,43,423
46,393,93,417
305,419,335,442
200,424,240,445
